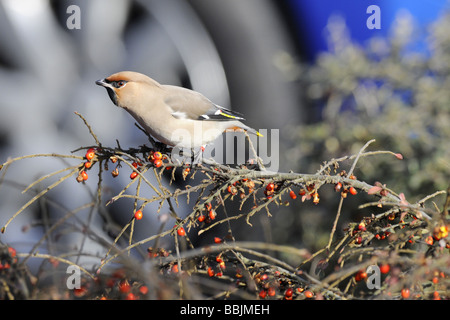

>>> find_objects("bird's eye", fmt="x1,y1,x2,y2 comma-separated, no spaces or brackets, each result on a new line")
114,80,127,88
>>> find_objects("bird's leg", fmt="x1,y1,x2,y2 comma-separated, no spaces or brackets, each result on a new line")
154,141,172,154
174,147,198,166
191,145,206,166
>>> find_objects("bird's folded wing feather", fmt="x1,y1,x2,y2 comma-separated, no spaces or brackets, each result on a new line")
163,85,245,121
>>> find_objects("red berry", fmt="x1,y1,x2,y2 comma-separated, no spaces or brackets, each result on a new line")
289,190,297,199
207,267,215,277
73,286,88,298
268,287,276,297
85,148,95,161
259,290,267,299
401,288,410,299
214,237,222,244
433,291,440,300
153,159,163,168
313,192,320,204
111,168,119,177
355,270,367,281
134,210,143,220
84,161,92,169
182,167,191,178
208,210,216,220
130,171,138,180
334,182,342,192
198,214,205,222
80,170,88,181
139,286,148,295
349,187,358,195
380,264,390,274
227,185,237,195
153,151,162,161
177,226,186,237
285,288,293,298
304,290,314,298
266,183,275,192
8,247,16,258
125,293,138,300
118,279,131,293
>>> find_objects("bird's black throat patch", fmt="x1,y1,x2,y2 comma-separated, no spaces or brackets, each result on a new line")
105,87,118,106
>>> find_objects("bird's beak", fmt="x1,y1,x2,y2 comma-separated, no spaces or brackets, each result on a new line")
96,78,119,106
95,78,109,87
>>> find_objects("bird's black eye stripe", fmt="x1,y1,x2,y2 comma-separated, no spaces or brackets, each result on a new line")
105,79,128,88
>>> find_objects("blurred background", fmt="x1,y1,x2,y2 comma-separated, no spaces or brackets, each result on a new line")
0,0,449,280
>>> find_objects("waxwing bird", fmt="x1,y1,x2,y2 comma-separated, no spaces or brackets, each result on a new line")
95,71,261,150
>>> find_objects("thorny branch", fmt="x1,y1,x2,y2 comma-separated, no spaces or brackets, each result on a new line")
0,112,448,300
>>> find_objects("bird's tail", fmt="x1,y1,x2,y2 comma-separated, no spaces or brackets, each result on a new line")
226,124,263,137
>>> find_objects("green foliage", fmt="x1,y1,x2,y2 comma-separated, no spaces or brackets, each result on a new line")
288,13,450,201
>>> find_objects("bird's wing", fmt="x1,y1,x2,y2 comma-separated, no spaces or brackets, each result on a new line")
163,85,245,121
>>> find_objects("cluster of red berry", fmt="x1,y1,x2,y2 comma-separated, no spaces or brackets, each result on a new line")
76,148,182,183
354,263,447,300
205,254,227,278
347,196,449,299
0,244,34,299
70,145,450,300
197,203,217,223
253,271,314,300
76,147,96,182
335,172,358,198
224,178,256,199
146,247,170,260
73,268,150,300
0,246,17,271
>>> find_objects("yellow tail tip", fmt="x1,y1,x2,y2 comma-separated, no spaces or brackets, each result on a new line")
225,126,263,137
